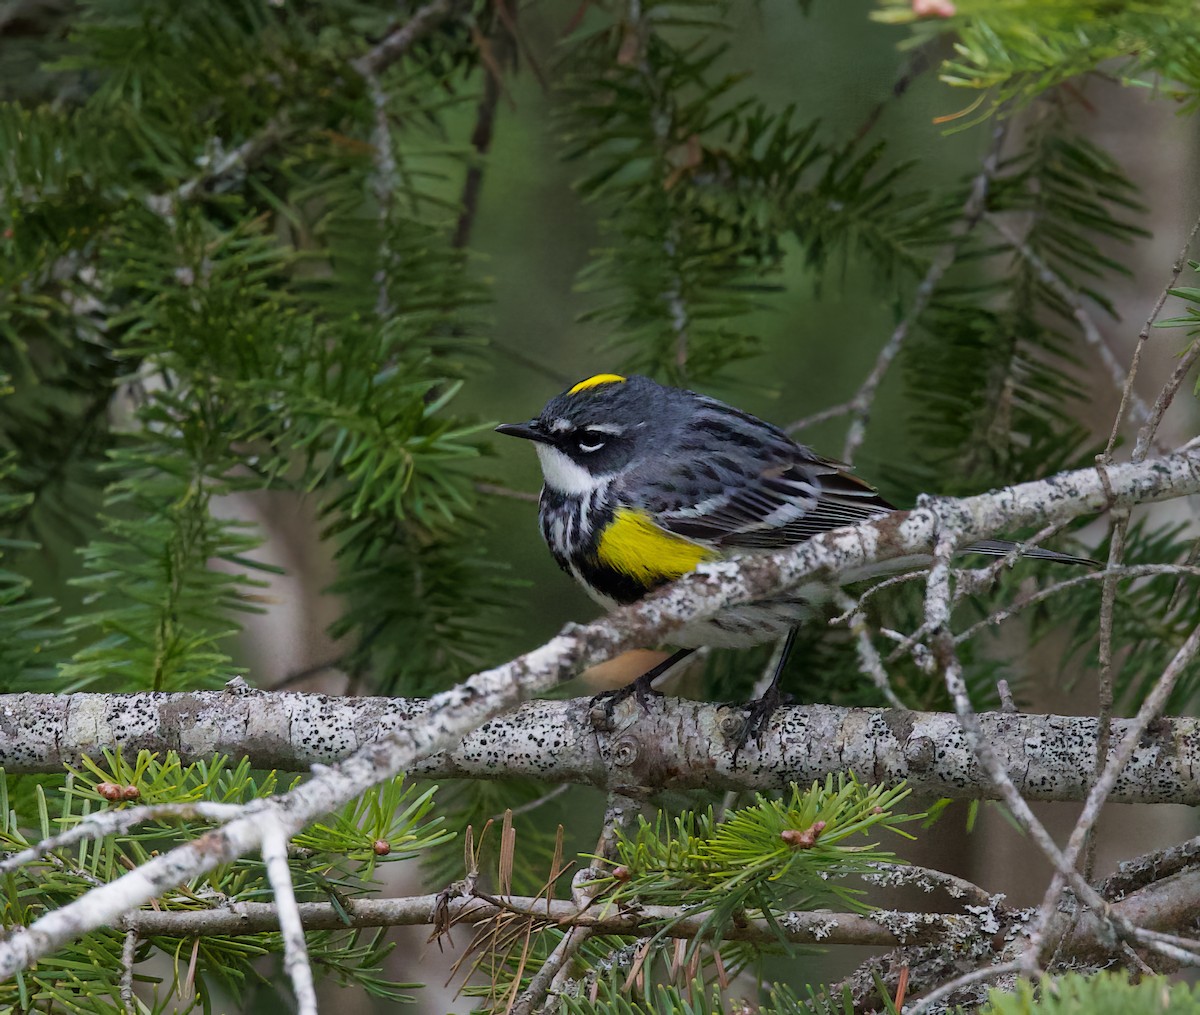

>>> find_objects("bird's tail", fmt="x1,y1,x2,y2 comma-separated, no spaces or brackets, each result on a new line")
964,539,1098,567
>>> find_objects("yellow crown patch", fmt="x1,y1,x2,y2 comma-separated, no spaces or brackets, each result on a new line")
568,373,627,395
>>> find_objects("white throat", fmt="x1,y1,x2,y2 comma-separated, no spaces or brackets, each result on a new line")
535,444,606,496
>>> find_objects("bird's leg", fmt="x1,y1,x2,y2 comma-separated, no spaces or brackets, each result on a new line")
592,647,696,717
735,627,799,757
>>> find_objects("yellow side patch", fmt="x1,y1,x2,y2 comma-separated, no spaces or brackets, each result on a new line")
568,373,627,395
597,508,714,585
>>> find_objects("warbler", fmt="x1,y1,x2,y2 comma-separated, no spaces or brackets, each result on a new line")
497,373,1093,728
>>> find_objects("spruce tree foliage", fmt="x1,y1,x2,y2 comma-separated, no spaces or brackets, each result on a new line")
979,973,1200,1015
600,777,917,944
0,0,1198,1012
0,750,452,1010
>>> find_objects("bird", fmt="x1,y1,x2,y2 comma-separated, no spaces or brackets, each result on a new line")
496,372,1094,739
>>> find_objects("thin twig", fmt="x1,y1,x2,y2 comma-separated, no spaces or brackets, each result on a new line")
474,481,539,503
1105,209,1200,459
352,0,463,78
852,37,940,144
1134,338,1200,463
1088,502,1127,880
997,679,1016,714
986,212,1155,431
835,590,907,709
907,960,1023,1015
452,4,514,250
1024,620,1200,970
261,820,319,1015
883,517,1081,664
167,121,285,206
0,801,248,877
120,928,137,1015
922,513,1144,976
841,117,1010,463
489,784,571,823
830,569,929,625
784,399,855,435
489,339,575,385
364,70,399,319
952,563,1200,646
512,792,638,1015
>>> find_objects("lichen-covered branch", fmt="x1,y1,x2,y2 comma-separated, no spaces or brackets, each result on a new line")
6,690,1200,805
107,864,1200,972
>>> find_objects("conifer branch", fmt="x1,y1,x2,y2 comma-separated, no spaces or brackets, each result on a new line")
985,212,1155,433
1104,209,1200,458
117,892,975,946
841,117,1009,463
106,876,1189,957
351,0,465,78
95,863,1200,974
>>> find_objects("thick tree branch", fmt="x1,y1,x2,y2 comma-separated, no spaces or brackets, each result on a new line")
6,690,1200,805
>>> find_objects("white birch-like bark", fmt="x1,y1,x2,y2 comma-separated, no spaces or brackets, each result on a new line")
5,690,1200,804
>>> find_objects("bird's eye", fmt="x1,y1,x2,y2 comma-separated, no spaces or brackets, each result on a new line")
575,430,608,454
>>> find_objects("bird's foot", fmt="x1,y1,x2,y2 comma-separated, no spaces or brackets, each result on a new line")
731,684,793,761
590,673,662,723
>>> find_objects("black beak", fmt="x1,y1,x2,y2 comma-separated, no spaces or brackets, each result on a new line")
495,421,552,445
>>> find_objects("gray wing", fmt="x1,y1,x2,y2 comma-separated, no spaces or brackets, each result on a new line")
627,408,895,550
626,402,1095,565
655,457,894,549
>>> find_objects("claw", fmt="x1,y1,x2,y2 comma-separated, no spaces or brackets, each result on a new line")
731,684,792,761
590,673,662,722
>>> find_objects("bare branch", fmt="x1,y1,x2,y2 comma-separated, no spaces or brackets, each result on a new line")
120,893,980,947
953,563,1200,646
835,590,907,709
99,863,1200,963
1135,338,1200,463
1105,209,1200,459
474,481,540,503
262,820,318,1015
784,399,855,435
352,0,464,79
906,960,1023,1015
0,800,246,876
6,691,1200,804
1026,620,1200,968
120,928,137,1015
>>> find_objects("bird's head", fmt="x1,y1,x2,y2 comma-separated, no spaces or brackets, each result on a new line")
496,373,681,494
